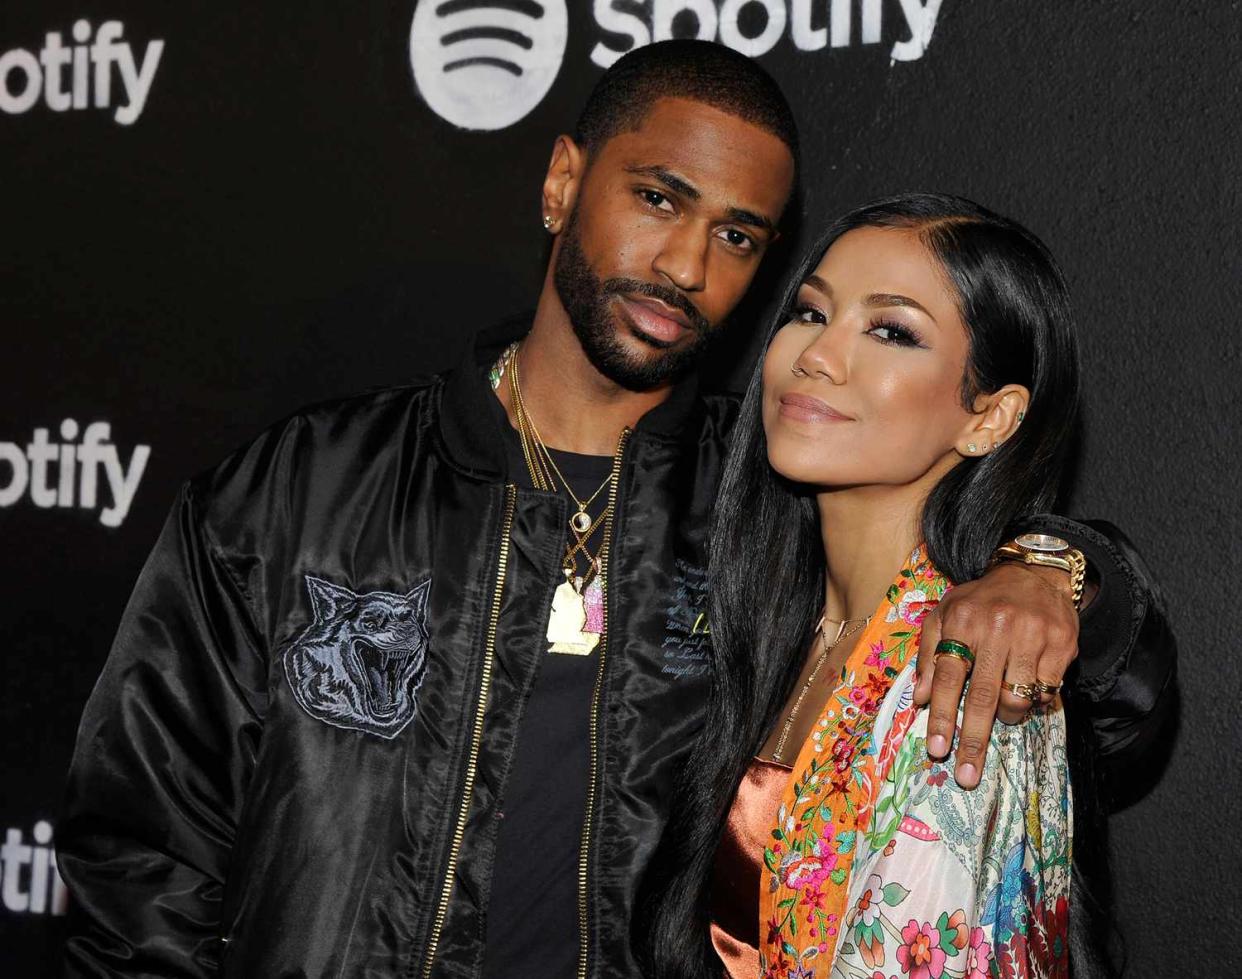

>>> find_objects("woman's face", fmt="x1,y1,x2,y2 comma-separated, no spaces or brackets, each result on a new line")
762,226,982,491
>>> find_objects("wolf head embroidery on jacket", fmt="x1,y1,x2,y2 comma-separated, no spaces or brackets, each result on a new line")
283,575,432,739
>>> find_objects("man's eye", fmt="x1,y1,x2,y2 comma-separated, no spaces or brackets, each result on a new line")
718,227,755,252
638,189,673,212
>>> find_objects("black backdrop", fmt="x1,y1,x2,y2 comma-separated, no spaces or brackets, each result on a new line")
3,0,1239,974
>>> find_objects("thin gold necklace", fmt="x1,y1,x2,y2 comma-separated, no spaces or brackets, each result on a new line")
770,614,871,764
507,345,615,534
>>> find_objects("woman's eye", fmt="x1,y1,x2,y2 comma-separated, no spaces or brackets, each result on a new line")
867,320,923,347
790,304,827,325
638,189,673,212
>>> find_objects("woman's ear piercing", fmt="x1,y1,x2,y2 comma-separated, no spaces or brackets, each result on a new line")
967,442,978,453
981,443,990,451
542,215,555,231
1016,410,1025,422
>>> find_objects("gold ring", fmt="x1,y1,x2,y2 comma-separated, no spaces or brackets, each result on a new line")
1001,679,1041,702
933,639,975,670
1034,678,1062,697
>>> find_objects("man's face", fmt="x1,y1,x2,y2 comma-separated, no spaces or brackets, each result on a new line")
553,97,795,391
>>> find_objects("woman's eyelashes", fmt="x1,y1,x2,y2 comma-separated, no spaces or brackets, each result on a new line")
789,304,925,349
790,303,827,325
866,319,926,348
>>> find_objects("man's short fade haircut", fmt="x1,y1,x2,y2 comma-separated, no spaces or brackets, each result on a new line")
574,40,800,172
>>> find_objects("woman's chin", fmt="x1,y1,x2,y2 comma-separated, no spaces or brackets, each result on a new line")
766,453,850,489
764,428,839,475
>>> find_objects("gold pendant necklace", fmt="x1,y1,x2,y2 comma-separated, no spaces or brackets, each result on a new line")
567,472,613,535
547,570,602,655
505,343,620,655
769,613,871,763
507,345,616,536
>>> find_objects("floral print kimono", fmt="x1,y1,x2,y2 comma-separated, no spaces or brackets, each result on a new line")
757,547,1072,979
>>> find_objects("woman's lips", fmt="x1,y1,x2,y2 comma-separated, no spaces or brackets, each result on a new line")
778,392,853,423
616,295,689,344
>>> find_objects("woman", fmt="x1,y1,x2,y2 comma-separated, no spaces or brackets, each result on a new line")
639,193,1111,978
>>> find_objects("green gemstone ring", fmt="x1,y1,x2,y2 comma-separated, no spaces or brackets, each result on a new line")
933,638,975,669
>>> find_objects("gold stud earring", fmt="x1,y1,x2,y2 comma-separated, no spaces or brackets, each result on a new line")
967,442,978,453
542,215,555,231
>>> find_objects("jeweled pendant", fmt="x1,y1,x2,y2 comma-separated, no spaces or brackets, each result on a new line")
583,576,604,634
570,509,592,534
548,578,585,639
547,576,599,655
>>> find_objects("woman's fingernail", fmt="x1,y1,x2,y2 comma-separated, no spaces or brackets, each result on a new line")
958,763,978,786
927,735,948,757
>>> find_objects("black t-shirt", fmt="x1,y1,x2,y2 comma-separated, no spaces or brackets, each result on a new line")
481,393,613,978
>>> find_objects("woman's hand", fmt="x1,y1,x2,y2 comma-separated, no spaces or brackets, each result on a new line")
913,561,1078,788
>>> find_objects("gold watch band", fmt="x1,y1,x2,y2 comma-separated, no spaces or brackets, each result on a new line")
993,542,1087,610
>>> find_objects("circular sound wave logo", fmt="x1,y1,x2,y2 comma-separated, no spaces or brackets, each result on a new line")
410,0,568,131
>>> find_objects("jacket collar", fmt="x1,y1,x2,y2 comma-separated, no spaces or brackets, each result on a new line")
436,317,706,481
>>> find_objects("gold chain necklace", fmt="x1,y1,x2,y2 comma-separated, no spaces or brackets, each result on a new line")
770,614,871,764
507,345,615,535
504,342,625,656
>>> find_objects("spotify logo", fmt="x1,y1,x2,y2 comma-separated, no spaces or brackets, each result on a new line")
409,0,568,131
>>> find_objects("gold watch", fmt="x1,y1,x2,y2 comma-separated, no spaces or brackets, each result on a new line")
993,533,1087,610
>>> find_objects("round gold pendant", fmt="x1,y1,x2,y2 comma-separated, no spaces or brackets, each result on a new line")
570,510,592,534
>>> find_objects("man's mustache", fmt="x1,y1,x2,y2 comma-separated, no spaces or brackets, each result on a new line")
604,278,710,335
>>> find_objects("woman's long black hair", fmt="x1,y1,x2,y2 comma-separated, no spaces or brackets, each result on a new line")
636,193,1115,977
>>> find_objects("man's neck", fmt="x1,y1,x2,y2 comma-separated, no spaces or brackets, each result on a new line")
493,273,674,457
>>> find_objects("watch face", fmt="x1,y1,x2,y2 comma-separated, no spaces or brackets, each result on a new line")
1015,533,1069,553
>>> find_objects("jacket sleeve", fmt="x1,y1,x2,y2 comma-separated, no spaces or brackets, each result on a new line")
58,482,268,977
1013,514,1178,793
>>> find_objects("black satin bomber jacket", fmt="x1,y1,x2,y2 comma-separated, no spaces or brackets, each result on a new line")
58,325,1176,978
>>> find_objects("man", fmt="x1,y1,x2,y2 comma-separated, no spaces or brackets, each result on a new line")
60,41,1173,978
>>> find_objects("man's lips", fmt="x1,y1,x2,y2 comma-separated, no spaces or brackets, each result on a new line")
778,392,854,423
617,294,691,343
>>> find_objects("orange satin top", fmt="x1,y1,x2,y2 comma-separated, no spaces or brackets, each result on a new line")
709,757,792,978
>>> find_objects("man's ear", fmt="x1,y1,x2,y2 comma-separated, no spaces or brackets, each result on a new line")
954,385,1030,458
541,134,585,235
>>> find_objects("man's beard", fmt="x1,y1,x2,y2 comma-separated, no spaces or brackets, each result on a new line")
552,213,718,392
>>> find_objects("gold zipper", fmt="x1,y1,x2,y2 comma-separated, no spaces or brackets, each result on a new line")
421,483,517,979
576,428,631,979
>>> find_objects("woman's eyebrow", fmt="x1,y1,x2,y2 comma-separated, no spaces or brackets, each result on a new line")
863,292,936,322
802,274,831,296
